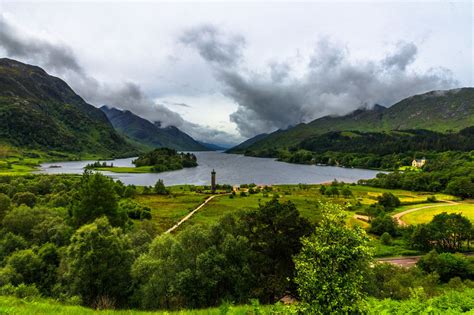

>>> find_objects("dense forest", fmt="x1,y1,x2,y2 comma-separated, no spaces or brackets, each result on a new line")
240,128,474,199
0,172,473,313
132,148,198,172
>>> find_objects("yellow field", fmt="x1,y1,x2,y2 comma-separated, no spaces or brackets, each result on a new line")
402,203,474,225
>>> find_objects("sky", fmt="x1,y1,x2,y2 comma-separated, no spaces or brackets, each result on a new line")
0,0,472,146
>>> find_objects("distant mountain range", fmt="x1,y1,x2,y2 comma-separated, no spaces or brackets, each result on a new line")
228,88,474,153
0,58,137,157
101,106,209,151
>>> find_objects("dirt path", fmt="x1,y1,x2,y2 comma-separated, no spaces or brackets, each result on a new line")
379,252,474,267
377,256,421,267
164,194,218,234
393,200,459,226
353,200,460,226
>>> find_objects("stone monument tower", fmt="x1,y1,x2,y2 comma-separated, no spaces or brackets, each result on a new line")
211,169,216,193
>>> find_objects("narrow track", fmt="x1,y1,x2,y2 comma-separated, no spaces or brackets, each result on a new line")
353,200,460,226
164,194,218,234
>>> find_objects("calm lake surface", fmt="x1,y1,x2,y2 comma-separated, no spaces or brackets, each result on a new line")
39,151,381,186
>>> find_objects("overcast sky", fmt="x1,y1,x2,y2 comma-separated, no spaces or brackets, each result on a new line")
0,1,472,146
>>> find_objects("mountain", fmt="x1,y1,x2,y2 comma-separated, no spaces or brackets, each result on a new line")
100,106,208,151
198,142,228,151
0,58,137,157
229,88,474,153
226,133,268,153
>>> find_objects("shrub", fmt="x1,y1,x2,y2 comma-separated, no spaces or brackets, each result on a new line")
380,232,392,245
417,250,472,282
377,192,401,210
369,215,398,236
0,193,11,219
154,179,169,195
12,192,36,207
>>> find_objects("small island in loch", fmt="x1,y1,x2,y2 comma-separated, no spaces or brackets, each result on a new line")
85,148,198,173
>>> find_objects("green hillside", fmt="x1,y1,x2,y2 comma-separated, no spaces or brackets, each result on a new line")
0,58,137,158
229,88,474,153
101,106,208,151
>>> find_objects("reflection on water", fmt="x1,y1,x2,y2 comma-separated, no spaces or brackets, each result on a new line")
39,151,381,186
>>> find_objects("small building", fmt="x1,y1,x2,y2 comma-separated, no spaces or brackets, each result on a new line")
412,158,427,168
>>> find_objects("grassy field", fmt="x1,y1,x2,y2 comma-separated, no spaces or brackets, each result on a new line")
134,187,210,234
132,184,455,234
402,203,474,225
348,185,456,205
95,166,155,173
0,296,281,315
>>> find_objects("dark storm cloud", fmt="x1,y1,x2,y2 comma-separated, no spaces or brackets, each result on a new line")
0,17,82,74
181,26,457,138
0,15,239,145
180,24,245,67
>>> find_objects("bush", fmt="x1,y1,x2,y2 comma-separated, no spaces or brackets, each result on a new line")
377,192,400,210
369,215,398,236
0,193,11,219
12,192,36,207
0,283,40,299
154,179,169,195
380,232,392,245
417,250,472,282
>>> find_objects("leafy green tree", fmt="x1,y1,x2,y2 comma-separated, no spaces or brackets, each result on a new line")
341,186,353,198
446,177,474,199
319,185,326,195
37,243,60,295
377,192,401,210
429,212,472,252
369,215,398,236
326,185,340,197
0,193,11,219
153,179,169,195
64,217,133,307
132,217,254,310
72,171,127,227
239,198,313,303
294,202,373,314
380,232,392,245
410,224,433,251
0,233,27,262
6,249,42,285
366,263,439,300
11,192,36,208
367,204,385,220
417,250,472,282
2,205,61,240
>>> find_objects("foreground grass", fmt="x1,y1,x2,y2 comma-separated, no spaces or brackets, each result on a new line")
0,296,279,315
3,289,474,314
402,203,474,225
